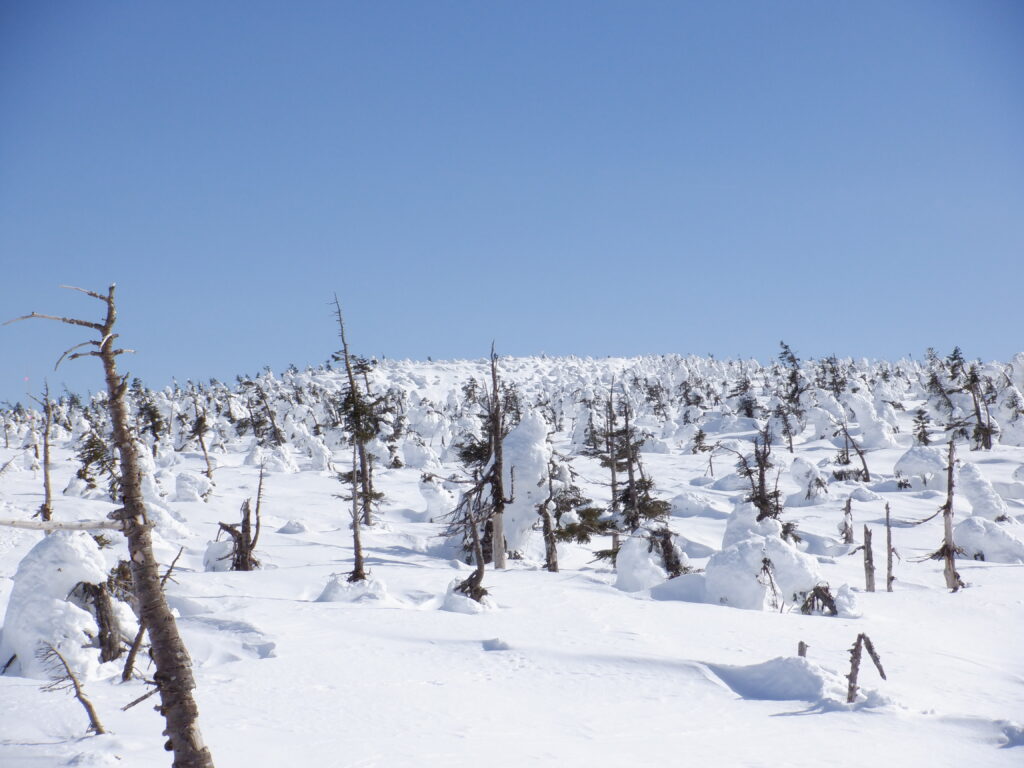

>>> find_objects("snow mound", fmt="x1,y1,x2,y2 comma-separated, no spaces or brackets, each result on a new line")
0,532,107,679
958,463,1009,520
277,519,309,534
203,540,235,572
671,491,730,519
894,446,947,490
316,574,389,603
441,579,495,614
175,470,212,502
787,457,828,507
954,517,1024,563
482,638,511,651
706,656,844,701
705,535,823,611
614,534,667,592
722,502,784,549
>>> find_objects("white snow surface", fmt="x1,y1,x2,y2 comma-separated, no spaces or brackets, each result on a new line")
1,354,1023,767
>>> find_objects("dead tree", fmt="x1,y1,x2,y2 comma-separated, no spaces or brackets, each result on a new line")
30,383,54,522
79,581,123,662
935,440,965,591
862,525,875,592
487,343,508,569
216,465,263,572
885,502,895,592
799,585,838,615
7,285,215,768
39,644,106,735
846,633,886,703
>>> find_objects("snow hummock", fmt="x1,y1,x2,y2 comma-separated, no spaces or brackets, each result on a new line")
0,532,108,679
958,463,1009,520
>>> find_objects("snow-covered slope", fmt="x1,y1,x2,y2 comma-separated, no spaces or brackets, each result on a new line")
1,352,1022,766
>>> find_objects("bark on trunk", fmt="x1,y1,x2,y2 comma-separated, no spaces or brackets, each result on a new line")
885,502,894,592
489,346,507,570
863,526,875,592
93,286,215,767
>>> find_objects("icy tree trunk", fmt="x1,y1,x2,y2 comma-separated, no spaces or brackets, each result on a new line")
863,526,875,592
488,347,507,570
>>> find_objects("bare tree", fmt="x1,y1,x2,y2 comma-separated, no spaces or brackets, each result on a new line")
30,383,54,523
846,633,886,703
39,643,106,735
7,285,215,768
862,525,875,592
885,502,896,592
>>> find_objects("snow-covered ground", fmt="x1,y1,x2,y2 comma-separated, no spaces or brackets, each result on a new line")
1,354,1022,766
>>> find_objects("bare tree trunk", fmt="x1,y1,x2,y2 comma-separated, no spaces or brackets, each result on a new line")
35,383,54,523
863,525,875,592
9,286,215,767
941,440,963,591
885,502,894,592
84,583,122,662
348,445,366,582
846,633,886,703
797,641,808,658
41,644,106,735
488,345,507,570
457,502,488,601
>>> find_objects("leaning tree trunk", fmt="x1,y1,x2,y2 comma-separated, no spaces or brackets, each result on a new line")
9,285,215,768
97,288,214,767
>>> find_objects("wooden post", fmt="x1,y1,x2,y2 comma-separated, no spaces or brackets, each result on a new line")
797,641,808,658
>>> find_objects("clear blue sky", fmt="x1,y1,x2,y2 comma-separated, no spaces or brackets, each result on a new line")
2,1,1022,404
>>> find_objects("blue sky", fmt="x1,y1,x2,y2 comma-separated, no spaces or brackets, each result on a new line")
2,1,1022,403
